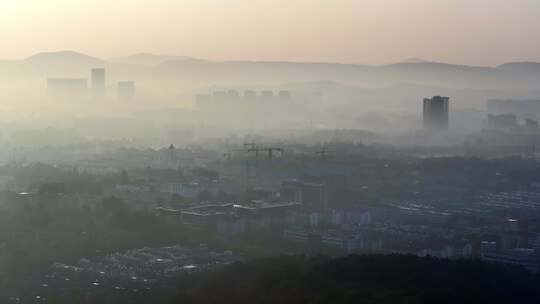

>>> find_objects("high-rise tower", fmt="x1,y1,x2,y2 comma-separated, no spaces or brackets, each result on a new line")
91,68,105,99
423,96,449,130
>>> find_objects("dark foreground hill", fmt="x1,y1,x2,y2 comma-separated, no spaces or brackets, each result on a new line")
172,254,540,304
8,254,540,303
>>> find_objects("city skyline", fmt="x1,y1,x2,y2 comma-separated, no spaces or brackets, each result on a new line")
2,1,540,302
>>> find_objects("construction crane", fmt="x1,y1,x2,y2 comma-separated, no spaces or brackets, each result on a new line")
260,147,284,159
246,146,262,160
316,147,332,160
223,149,245,161
244,143,260,158
246,145,285,160
244,142,257,150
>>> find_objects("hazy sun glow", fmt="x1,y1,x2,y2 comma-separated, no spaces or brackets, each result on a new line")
0,0,539,65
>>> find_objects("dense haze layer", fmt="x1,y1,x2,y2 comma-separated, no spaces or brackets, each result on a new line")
0,0,539,144
3,2,540,303
1,0,540,65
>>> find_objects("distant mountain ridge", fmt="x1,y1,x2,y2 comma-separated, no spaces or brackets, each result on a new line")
26,51,106,66
16,50,540,70
0,50,538,91
110,53,202,66
497,62,540,76
23,51,107,77
400,57,433,64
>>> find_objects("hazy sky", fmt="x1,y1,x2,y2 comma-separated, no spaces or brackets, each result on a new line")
1,0,539,66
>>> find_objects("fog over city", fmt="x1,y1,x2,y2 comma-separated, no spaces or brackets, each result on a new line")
1,50,539,147
1,1,540,303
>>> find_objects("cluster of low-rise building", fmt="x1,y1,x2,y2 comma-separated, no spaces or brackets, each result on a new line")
162,200,302,236
9,245,238,303
47,68,136,101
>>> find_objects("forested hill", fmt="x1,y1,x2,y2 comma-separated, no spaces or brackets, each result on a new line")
172,254,540,304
